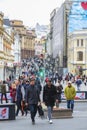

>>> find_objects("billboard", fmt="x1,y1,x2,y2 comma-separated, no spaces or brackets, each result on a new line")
61,91,86,100
69,0,87,32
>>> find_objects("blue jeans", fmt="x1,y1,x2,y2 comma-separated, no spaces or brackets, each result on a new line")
29,104,38,122
67,100,74,111
47,106,53,120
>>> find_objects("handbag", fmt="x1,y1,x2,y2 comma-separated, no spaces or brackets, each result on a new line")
37,104,44,116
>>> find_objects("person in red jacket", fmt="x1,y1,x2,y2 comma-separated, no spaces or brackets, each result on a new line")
10,82,16,103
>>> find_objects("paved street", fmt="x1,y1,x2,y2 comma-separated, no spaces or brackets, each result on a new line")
0,102,87,130
0,113,87,130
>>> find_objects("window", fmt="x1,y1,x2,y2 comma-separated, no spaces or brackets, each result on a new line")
77,39,79,46
77,51,83,61
81,39,83,46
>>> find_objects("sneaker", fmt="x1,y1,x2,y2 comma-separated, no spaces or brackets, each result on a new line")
32,121,35,125
49,120,53,124
32,119,35,125
41,115,45,119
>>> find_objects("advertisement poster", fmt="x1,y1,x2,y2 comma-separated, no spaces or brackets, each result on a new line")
75,92,85,99
0,107,9,119
61,92,85,100
69,0,87,33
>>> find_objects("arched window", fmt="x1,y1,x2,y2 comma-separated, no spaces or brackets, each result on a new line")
77,51,83,61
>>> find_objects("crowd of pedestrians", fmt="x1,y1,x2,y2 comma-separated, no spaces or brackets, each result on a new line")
0,56,87,124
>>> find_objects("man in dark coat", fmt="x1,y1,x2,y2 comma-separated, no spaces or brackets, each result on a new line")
25,77,41,125
43,78,58,124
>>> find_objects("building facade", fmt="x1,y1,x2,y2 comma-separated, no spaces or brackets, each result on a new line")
68,29,87,75
21,29,36,59
0,12,4,80
50,0,73,75
10,20,36,60
13,33,21,78
0,12,14,80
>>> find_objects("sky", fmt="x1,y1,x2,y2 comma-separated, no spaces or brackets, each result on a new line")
0,0,64,27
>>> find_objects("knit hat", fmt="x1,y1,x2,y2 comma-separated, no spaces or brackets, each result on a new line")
45,77,51,82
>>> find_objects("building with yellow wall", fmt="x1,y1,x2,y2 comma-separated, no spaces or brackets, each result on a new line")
0,12,4,80
24,30,36,59
68,29,87,76
10,20,36,60
0,12,14,80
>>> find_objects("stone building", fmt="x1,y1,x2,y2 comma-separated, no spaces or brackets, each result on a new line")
0,12,14,80
68,29,87,75
10,20,36,60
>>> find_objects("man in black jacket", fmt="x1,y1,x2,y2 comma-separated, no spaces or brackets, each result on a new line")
25,77,40,125
43,78,58,124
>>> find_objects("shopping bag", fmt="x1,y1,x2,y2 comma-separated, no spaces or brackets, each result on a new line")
37,104,44,116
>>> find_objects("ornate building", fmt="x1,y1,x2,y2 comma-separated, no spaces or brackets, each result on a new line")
21,29,36,59
0,12,4,80
68,29,87,75
10,20,36,60
0,12,14,80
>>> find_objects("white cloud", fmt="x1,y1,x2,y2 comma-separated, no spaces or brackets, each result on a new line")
0,0,64,26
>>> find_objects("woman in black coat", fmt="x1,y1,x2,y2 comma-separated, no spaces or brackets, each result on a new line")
43,78,58,124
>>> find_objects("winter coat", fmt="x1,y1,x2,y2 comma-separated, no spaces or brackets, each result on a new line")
76,79,82,85
55,83,63,102
64,85,76,100
25,85,40,105
43,84,57,107
1,84,6,94
35,80,42,94
16,85,25,101
10,88,16,102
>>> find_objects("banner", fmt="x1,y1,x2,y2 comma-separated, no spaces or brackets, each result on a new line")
0,107,9,119
61,92,86,100
75,92,85,99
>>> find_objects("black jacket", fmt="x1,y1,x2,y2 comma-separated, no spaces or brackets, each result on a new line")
25,85,40,105
43,84,57,107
